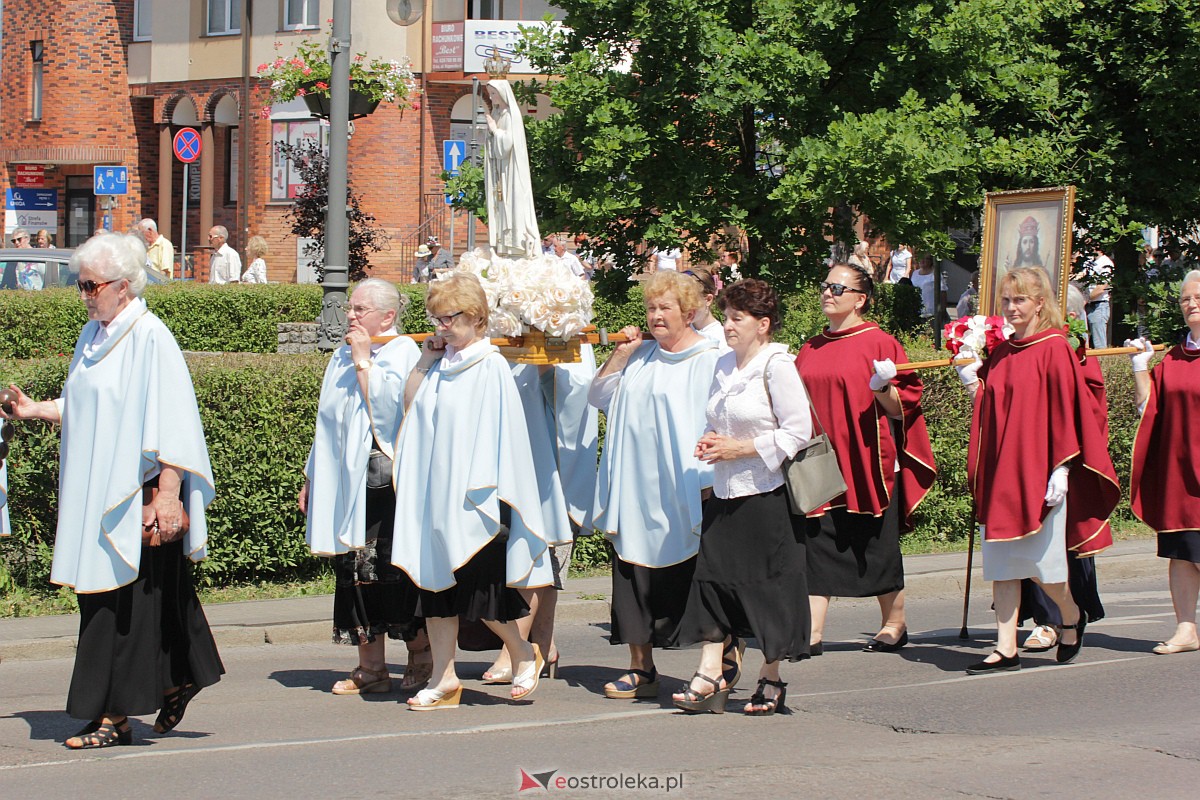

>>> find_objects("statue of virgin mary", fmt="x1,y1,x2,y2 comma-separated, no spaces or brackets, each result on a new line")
483,80,542,259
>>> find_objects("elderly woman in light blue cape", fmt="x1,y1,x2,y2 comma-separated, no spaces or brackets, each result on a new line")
391,273,562,710
301,278,428,696
2,233,220,750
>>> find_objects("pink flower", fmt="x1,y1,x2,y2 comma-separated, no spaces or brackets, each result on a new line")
256,63,269,73
302,66,312,75
315,81,328,90
297,88,307,96
291,57,305,68
410,102,421,111
274,58,285,68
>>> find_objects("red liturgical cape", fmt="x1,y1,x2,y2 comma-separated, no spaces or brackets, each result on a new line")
969,329,1118,554
795,321,937,530
1131,344,1200,532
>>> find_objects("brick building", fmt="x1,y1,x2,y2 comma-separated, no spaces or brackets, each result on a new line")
0,1,561,283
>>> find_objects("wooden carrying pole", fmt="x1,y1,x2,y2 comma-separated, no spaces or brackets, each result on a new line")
894,343,1167,372
369,326,638,347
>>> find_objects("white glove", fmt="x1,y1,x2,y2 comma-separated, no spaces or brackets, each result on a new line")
869,359,898,392
1125,338,1154,372
1044,465,1069,507
954,348,983,387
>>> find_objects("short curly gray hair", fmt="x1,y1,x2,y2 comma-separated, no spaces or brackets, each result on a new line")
71,233,149,297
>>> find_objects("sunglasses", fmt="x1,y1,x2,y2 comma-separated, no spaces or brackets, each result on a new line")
426,311,464,328
77,279,118,297
820,282,866,297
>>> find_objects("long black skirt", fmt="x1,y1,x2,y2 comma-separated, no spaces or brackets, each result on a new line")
67,540,224,720
332,485,422,645
1018,554,1105,626
1158,530,1200,563
413,533,530,623
674,486,810,662
609,553,697,648
805,488,904,598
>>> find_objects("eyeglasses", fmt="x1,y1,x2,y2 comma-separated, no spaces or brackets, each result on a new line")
426,311,464,327
820,282,866,297
1180,295,1200,308
342,304,379,316
77,279,118,297
10,236,27,244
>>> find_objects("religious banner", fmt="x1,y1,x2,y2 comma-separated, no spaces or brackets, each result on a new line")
978,186,1075,316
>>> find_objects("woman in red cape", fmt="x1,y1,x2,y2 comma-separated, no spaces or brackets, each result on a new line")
795,262,936,653
957,267,1119,674
1129,268,1200,655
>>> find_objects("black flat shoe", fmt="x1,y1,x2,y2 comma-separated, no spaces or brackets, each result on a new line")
809,641,823,657
1056,613,1087,664
863,630,909,653
154,683,200,734
965,649,1021,675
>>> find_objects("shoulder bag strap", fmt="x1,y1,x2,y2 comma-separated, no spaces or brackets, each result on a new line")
762,351,827,437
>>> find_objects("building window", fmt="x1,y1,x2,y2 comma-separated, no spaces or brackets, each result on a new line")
134,0,152,40
466,1,563,20
30,41,44,121
284,0,319,30
207,0,242,36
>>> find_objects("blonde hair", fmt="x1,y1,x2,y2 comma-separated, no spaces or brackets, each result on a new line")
644,270,703,315
426,273,489,333
998,267,1065,332
246,235,269,261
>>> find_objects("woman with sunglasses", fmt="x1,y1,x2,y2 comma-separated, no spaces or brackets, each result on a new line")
1129,269,1200,655
794,263,937,655
300,278,431,696
390,273,563,709
588,270,720,701
1,233,220,748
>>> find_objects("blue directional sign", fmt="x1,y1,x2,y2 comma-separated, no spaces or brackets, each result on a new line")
94,166,129,195
443,139,467,176
6,188,58,210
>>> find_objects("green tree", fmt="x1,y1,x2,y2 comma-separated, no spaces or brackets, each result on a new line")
522,0,1076,284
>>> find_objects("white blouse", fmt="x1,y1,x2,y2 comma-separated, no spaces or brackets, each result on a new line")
705,343,813,499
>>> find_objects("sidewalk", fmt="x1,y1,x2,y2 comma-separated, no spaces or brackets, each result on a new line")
0,538,1161,662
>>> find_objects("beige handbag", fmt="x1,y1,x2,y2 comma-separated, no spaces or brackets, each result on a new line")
763,355,848,515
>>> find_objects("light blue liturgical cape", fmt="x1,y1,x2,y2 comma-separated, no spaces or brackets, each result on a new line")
53,299,215,593
392,341,555,592
511,343,599,538
588,338,718,567
305,336,420,555
0,462,10,536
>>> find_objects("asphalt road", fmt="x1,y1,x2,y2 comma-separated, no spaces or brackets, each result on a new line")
1,573,1197,799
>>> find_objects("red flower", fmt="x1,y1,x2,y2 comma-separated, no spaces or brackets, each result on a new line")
315,81,328,90
983,316,1008,353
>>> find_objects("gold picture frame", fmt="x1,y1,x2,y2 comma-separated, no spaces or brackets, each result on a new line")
977,186,1076,317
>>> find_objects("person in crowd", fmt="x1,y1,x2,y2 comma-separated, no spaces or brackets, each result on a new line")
887,244,912,284
955,267,1118,674
956,271,979,319
1018,284,1108,651
427,237,455,278
909,254,948,320
718,249,744,285
671,279,813,716
140,218,175,279
686,266,729,352
795,263,937,655
390,273,553,709
10,228,45,291
35,229,54,248
300,279,431,695
1,233,220,747
241,236,269,284
847,241,874,277
208,225,241,284
588,271,719,700
1083,247,1114,347
649,246,685,272
1128,269,1200,655
552,236,587,279
413,243,432,283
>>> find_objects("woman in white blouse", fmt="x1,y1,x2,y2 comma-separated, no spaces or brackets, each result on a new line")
672,279,813,716
241,236,269,284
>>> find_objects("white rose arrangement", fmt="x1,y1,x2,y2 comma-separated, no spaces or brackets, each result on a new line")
448,249,595,339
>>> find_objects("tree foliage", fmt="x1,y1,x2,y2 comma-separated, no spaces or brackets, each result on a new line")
276,139,388,282
521,0,1200,289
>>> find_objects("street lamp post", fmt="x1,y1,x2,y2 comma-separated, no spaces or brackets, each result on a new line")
317,0,353,351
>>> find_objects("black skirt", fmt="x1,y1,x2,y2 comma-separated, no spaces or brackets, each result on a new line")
609,554,697,648
805,488,904,598
1158,530,1200,563
413,533,530,623
1018,554,1105,626
67,540,224,721
331,485,422,645
674,486,810,662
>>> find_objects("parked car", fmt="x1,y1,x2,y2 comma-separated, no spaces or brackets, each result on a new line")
0,247,168,290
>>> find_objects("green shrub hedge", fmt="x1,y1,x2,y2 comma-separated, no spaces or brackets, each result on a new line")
0,280,1146,596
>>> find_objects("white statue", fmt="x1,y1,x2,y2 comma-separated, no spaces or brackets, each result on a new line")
483,80,541,259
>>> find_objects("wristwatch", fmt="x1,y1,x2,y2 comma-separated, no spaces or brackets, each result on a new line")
355,359,372,372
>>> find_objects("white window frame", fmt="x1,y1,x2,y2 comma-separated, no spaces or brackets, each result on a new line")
207,0,242,36
284,0,321,31
133,0,152,41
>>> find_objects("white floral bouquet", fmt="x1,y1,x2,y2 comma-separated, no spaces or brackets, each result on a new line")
448,249,595,339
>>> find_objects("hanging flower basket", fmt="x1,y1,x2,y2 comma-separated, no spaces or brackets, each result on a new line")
299,81,381,120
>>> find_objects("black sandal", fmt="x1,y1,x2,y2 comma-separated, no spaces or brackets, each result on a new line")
153,683,200,734
721,636,746,690
672,673,729,714
65,717,132,749
1056,612,1088,664
744,678,788,716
